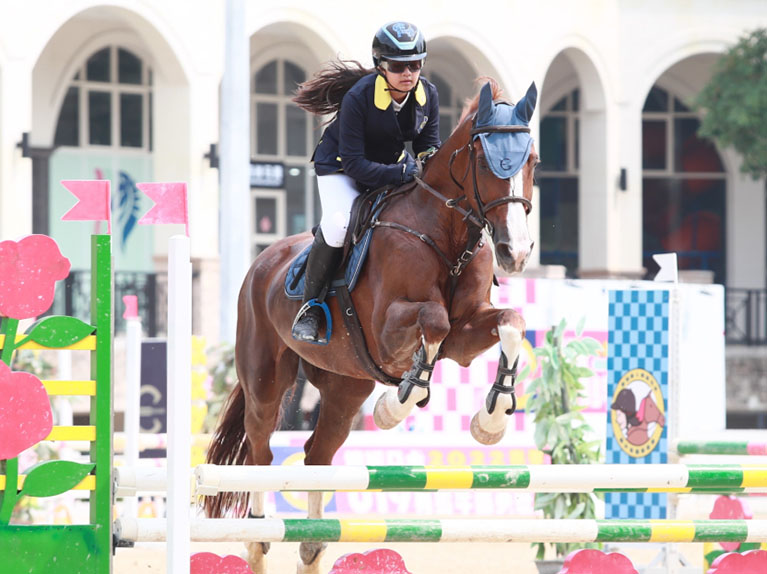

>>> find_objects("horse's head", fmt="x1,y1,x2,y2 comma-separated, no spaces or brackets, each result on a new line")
444,80,538,275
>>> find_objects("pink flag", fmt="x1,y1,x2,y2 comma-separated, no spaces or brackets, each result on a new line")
137,182,189,236
60,180,111,234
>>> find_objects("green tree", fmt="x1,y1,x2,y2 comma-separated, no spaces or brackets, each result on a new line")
693,28,767,180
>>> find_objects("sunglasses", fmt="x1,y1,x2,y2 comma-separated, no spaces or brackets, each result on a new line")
380,60,423,74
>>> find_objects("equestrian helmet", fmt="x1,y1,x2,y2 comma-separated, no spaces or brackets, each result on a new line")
372,22,427,66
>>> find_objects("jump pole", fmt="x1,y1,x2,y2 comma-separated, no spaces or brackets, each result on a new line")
166,235,192,574
115,517,767,545
135,181,192,574
676,441,767,456
122,295,142,519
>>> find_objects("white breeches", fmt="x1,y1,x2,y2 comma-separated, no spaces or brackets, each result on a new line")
317,174,359,248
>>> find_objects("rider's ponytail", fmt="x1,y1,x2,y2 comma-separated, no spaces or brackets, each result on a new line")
292,59,373,121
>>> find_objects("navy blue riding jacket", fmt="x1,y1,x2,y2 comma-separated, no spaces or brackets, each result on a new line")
312,73,441,189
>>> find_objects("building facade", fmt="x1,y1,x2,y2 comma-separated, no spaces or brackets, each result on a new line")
1,1,766,356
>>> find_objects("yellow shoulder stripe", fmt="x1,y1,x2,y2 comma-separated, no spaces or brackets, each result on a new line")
415,80,426,106
375,75,392,110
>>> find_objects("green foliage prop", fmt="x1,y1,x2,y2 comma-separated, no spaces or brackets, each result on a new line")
694,28,767,180
522,318,603,560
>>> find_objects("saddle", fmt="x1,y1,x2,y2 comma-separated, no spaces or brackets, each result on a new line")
284,183,415,300
284,184,414,385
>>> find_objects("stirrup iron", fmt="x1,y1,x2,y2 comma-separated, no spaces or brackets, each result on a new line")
291,298,333,345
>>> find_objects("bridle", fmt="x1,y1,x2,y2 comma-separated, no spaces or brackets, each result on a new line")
453,121,533,231
372,117,534,278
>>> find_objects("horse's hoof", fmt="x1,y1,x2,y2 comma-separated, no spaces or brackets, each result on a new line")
373,391,399,429
470,412,506,445
298,541,327,573
244,541,269,574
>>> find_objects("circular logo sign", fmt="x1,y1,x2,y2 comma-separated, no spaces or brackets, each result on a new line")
609,368,666,458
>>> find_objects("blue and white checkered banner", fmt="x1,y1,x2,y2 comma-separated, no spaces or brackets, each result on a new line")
606,289,669,519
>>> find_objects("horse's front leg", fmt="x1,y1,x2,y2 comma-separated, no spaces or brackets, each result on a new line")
441,304,525,445
373,300,450,429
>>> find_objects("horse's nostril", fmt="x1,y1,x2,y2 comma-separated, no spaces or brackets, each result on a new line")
496,243,512,260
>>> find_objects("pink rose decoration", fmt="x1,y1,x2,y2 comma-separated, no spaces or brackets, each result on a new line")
329,549,413,574
710,495,753,551
708,549,767,574
0,361,53,460
0,235,70,320
190,553,254,574
560,548,638,574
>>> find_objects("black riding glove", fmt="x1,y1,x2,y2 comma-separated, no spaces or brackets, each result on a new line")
400,153,421,183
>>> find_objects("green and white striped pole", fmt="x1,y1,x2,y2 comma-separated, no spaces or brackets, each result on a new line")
193,463,767,495
115,517,767,544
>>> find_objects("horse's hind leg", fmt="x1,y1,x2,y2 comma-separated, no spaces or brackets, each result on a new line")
239,343,299,573
297,368,375,574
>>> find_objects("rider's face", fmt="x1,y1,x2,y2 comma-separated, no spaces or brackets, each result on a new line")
380,61,421,100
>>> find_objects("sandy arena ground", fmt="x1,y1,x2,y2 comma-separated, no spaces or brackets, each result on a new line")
114,539,704,573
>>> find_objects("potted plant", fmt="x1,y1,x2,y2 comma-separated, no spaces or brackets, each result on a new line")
522,318,603,574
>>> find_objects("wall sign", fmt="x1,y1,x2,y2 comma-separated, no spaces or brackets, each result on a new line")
250,161,285,188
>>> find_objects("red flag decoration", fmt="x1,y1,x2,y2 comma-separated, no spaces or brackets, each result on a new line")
137,182,189,236
60,180,111,234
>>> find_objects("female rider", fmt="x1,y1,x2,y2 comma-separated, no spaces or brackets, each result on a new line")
291,21,441,343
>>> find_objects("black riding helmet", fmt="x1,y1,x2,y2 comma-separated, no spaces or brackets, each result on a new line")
372,22,427,66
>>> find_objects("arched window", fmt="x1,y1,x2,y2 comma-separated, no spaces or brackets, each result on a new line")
251,58,318,255
538,89,580,276
430,72,461,143
642,86,726,283
54,46,153,150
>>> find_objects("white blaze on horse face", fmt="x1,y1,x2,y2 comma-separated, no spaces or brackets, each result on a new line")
504,170,532,268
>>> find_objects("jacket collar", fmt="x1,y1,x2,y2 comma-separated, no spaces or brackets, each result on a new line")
374,75,427,111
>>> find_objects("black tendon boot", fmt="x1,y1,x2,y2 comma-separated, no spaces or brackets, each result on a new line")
291,229,343,343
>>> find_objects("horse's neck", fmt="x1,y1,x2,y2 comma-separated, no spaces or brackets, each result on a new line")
395,170,471,250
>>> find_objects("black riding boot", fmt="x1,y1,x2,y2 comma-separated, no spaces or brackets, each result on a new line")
292,230,343,343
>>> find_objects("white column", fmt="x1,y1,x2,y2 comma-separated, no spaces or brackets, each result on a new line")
727,158,766,288
0,60,33,239
219,0,251,343
609,102,644,275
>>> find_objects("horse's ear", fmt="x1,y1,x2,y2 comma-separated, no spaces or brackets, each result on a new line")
476,82,494,126
515,82,538,124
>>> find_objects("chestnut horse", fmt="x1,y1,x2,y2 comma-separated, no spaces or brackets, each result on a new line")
205,78,539,574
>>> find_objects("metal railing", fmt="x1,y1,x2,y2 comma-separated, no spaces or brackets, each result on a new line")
726,288,767,346
50,270,199,337
48,272,764,345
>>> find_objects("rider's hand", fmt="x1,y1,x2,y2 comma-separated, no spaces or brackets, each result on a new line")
417,147,438,164
400,153,421,183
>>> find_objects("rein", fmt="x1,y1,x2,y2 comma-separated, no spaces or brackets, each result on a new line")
367,121,533,280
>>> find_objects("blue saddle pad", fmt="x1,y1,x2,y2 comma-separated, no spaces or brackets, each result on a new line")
284,224,375,300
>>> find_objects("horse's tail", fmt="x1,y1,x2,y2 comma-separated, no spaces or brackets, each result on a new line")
203,383,250,518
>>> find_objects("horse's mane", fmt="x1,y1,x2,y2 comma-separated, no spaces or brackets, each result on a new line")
457,77,510,125
292,59,374,122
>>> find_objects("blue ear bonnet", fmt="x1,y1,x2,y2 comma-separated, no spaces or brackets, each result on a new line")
473,82,537,179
